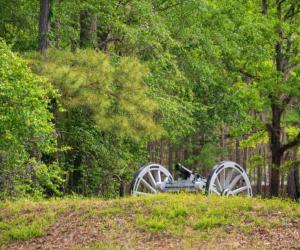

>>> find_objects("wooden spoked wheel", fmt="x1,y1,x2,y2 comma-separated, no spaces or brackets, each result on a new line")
131,163,173,195
206,161,252,197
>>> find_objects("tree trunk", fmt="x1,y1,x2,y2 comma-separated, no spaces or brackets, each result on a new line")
38,0,51,52
287,165,300,200
53,0,61,48
257,166,262,195
235,140,240,163
243,146,248,170
263,145,268,196
79,10,97,48
287,149,300,200
54,20,60,48
256,148,262,195
147,142,153,162
280,171,285,196
159,140,164,164
220,127,225,161
269,103,284,196
168,142,174,175
262,0,268,15
119,181,126,197
175,145,181,164
270,149,282,196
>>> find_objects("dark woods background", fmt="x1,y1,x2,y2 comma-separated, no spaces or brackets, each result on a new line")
0,0,299,199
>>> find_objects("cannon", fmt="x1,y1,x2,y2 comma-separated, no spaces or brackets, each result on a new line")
131,161,252,196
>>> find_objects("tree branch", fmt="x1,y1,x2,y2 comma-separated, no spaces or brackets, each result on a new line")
239,68,259,82
282,94,293,107
280,132,300,153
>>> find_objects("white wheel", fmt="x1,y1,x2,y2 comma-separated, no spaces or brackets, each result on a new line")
131,163,173,195
206,161,252,197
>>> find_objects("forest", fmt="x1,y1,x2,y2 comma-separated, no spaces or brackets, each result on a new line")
1,0,300,200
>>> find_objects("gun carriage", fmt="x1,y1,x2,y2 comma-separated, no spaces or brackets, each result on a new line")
131,161,252,196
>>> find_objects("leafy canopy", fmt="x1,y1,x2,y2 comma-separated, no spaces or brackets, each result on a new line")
27,49,162,141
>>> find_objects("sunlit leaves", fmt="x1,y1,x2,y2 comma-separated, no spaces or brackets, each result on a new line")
0,40,57,197
26,49,161,141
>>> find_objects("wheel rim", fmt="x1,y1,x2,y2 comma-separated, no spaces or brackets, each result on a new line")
131,163,173,195
207,161,252,197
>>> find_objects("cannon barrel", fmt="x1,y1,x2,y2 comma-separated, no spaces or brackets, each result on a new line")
175,163,193,179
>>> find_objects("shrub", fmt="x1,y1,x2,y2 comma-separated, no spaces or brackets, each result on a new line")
0,40,58,198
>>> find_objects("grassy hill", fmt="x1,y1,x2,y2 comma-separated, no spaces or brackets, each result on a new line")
0,194,299,249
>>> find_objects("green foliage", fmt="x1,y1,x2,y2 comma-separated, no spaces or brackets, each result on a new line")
240,131,269,148
185,143,226,172
33,162,65,196
1,0,300,198
24,49,164,196
0,40,60,198
197,143,226,170
59,106,148,196
27,49,161,140
0,1,39,51
247,154,264,172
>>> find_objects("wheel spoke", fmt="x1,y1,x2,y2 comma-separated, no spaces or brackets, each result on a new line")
220,168,226,188
232,186,248,195
210,186,221,195
141,178,157,193
147,171,156,186
156,170,161,183
225,169,234,188
228,175,242,190
215,176,222,191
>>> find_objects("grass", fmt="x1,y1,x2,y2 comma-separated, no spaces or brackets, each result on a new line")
0,194,299,249
0,199,64,246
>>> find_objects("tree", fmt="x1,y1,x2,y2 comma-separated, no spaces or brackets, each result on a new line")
0,1,39,51
26,48,162,196
79,9,97,48
262,0,300,196
164,0,300,196
188,0,300,196
1,0,300,198
38,0,51,52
